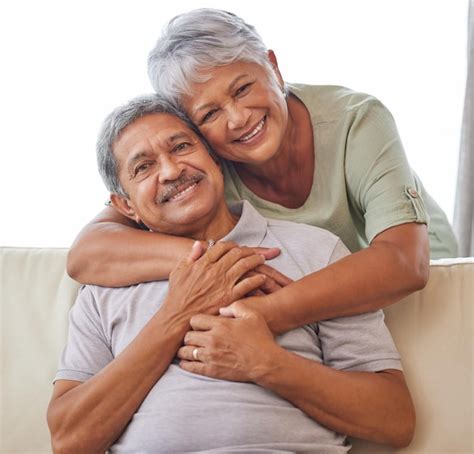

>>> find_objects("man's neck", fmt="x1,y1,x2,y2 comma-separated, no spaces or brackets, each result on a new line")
188,203,239,242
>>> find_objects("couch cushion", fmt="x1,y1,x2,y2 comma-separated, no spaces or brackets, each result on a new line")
1,248,472,453
1,247,80,453
351,258,473,453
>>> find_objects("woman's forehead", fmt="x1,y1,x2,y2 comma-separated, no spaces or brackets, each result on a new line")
182,61,269,111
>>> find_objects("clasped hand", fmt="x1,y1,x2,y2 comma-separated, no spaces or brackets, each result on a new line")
164,240,290,319
178,301,280,383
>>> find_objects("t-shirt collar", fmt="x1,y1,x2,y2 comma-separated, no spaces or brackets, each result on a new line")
219,200,267,247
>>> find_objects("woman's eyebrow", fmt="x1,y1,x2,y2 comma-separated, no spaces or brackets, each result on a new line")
228,74,248,93
192,74,249,117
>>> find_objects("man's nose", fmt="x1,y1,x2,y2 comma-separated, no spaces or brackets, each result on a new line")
158,155,183,183
226,104,251,130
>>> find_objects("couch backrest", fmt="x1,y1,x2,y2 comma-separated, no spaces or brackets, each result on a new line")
1,247,473,453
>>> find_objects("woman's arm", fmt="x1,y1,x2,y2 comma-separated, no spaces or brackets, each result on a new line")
241,222,429,333
67,206,195,286
67,207,284,288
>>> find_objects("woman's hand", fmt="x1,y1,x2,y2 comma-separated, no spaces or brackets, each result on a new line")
163,241,278,318
243,264,293,296
177,301,280,382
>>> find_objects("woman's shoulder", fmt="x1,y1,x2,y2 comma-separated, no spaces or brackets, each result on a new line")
289,83,389,122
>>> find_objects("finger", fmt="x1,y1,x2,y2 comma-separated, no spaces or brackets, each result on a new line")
189,314,222,331
220,300,258,320
213,247,265,275
238,272,275,295
248,247,281,260
254,264,293,287
226,254,266,283
179,360,211,377
246,268,280,294
247,288,266,297
183,330,210,347
186,241,206,264
177,346,204,361
204,241,239,263
219,305,234,318
232,274,266,301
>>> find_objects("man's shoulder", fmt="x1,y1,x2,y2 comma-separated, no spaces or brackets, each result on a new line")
76,280,169,314
264,217,345,269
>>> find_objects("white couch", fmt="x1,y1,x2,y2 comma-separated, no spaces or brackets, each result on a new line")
1,247,473,453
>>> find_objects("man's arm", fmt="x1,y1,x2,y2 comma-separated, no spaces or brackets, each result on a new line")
178,304,415,448
257,353,414,448
48,243,270,453
47,306,190,453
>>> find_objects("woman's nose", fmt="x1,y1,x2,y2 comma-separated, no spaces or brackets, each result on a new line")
226,104,251,130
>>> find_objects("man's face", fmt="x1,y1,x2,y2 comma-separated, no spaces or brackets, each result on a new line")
112,113,226,237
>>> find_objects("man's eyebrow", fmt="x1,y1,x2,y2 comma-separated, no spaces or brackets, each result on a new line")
127,151,151,173
125,132,191,172
167,132,190,144
192,74,249,117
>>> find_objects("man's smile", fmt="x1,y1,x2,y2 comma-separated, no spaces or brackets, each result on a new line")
157,173,205,203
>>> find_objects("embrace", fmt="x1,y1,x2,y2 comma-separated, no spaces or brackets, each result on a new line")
48,8,458,453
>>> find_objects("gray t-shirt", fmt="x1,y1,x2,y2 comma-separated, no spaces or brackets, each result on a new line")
56,201,402,453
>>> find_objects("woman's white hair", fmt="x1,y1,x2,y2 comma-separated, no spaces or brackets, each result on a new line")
147,8,275,105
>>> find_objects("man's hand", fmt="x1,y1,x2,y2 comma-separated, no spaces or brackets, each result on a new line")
177,302,280,382
163,241,283,318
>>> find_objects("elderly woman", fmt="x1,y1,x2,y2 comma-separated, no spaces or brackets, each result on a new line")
68,8,457,331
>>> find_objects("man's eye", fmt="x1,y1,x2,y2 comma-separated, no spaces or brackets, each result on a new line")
134,163,152,176
235,83,251,96
173,142,192,153
202,109,218,124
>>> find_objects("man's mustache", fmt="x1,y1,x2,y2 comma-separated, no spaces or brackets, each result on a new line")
156,173,205,203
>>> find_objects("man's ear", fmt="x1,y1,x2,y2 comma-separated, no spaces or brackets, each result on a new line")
110,194,141,224
267,49,284,87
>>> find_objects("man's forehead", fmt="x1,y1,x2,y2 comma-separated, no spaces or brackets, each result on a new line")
114,113,196,156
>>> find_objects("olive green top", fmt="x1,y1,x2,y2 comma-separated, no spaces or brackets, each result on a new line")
222,84,458,259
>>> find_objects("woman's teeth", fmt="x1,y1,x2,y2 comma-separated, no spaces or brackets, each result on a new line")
238,117,265,142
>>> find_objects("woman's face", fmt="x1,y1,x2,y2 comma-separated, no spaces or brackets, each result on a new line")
181,60,289,165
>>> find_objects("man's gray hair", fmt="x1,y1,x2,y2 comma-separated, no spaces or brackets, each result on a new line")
147,8,274,105
97,94,201,196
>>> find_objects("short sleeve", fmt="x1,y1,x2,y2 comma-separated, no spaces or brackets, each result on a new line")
318,310,402,373
54,286,113,383
345,99,428,243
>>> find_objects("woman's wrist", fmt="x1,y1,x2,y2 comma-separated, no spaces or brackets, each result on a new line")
257,293,287,335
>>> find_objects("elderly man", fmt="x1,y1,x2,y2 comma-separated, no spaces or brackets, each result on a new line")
47,95,415,453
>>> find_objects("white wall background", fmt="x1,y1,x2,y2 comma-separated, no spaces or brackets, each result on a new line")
0,0,468,247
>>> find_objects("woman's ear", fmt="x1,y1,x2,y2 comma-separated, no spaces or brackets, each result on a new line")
110,194,141,224
267,49,285,88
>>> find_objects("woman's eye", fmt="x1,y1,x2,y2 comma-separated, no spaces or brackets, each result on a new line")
235,83,251,96
202,109,218,124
